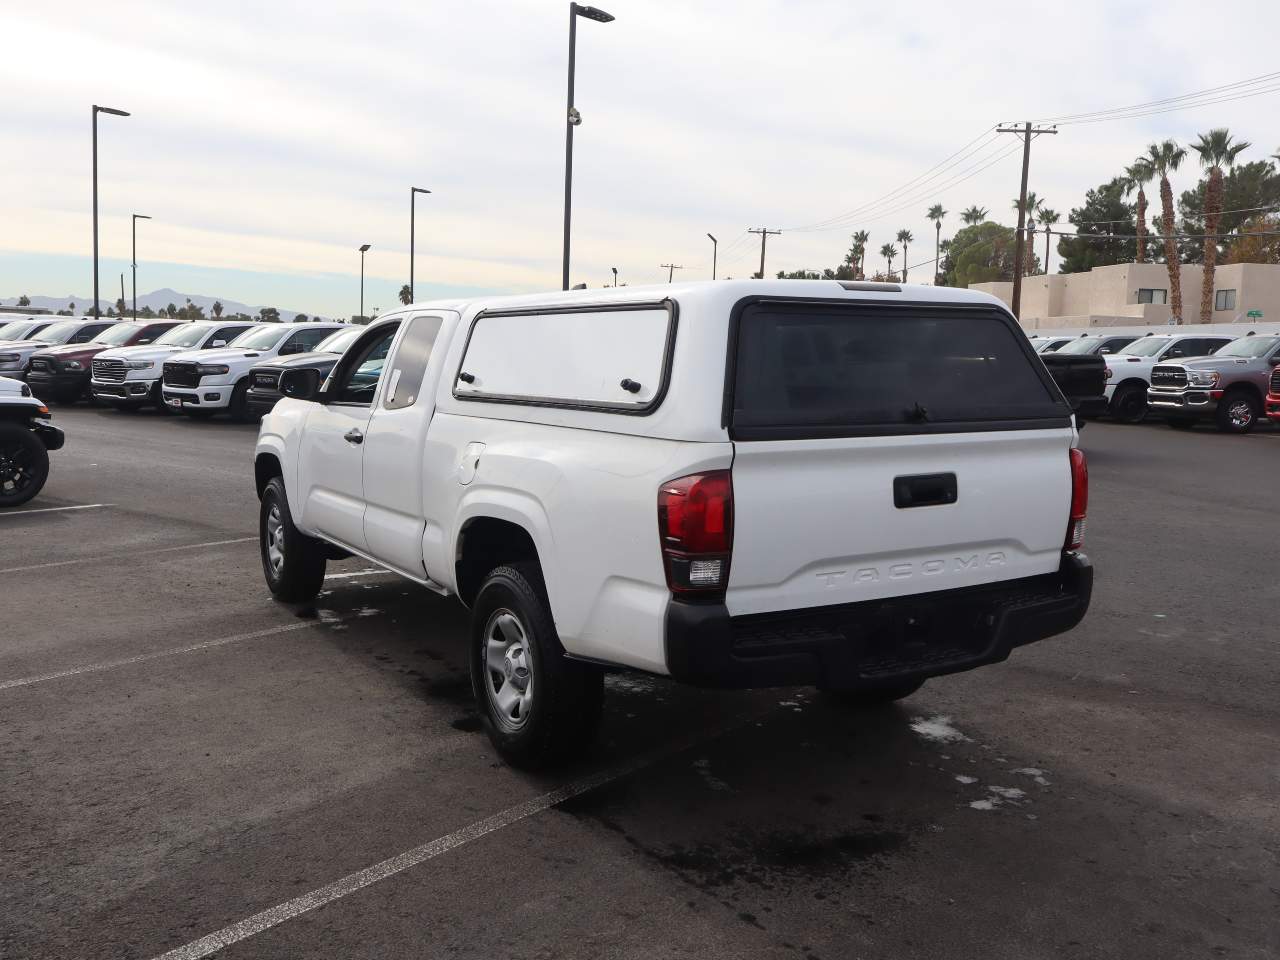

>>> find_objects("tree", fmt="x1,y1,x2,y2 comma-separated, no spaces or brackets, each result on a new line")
926,204,947,284
960,205,988,225
1122,159,1154,262
851,230,870,278
1225,214,1280,264
776,269,823,279
939,222,1026,288
1012,191,1042,276
68,302,75,313
1189,129,1251,322
1145,139,1188,322
258,307,281,323
880,243,898,278
166,302,178,318
294,313,309,322
115,297,126,316
1057,177,1137,274
17,295,30,307
398,284,412,306
1178,159,1280,260
1037,208,1060,273
211,300,223,318
896,230,913,281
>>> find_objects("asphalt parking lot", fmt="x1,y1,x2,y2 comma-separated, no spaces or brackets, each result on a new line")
2,408,1278,960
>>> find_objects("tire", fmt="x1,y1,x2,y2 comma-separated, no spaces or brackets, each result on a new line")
1215,390,1259,435
259,476,327,602
469,562,603,769
0,423,50,508
1166,416,1196,430
229,379,252,423
820,679,925,708
1110,384,1148,424
151,381,174,415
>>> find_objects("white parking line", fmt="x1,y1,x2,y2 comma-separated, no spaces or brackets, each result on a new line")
0,619,326,691
0,502,112,517
0,536,255,576
148,718,753,960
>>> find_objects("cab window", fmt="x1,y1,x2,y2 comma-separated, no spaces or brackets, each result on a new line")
384,315,442,410
329,324,400,405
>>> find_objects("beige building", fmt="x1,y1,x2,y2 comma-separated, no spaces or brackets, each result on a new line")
972,262,1280,330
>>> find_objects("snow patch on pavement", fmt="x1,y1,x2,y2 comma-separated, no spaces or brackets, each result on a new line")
910,715,969,744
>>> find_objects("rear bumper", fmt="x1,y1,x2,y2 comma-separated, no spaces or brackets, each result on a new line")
664,554,1093,689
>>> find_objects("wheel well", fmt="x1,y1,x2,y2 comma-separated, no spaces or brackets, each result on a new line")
1222,382,1263,405
455,517,540,607
254,453,282,499
1115,378,1148,394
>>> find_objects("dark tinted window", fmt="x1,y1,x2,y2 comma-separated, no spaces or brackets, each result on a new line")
282,327,335,354
730,304,1065,438
70,323,113,343
384,315,442,410
330,325,398,405
210,325,249,346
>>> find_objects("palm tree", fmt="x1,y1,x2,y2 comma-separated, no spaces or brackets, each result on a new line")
1012,192,1042,276
960,205,988,225
1038,208,1060,274
896,230,913,281
880,243,898,279
852,229,870,278
1122,159,1155,263
1145,139,1188,322
68,301,75,313
398,284,413,306
212,300,223,318
926,204,947,284
1190,128,1250,322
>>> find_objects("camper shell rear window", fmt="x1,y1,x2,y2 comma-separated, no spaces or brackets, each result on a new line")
725,298,1071,439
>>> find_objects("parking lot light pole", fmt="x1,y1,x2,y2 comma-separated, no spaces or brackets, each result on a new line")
707,233,718,280
410,187,430,302
131,214,151,319
92,104,130,319
359,244,371,320
561,3,614,291
611,266,618,287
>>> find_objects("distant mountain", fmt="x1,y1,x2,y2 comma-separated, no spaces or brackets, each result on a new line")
0,289,334,322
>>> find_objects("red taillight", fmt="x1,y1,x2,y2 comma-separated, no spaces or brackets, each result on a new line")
658,471,733,596
1066,448,1088,551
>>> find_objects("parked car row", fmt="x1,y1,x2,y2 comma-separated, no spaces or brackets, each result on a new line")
0,319,355,422
1030,330,1280,434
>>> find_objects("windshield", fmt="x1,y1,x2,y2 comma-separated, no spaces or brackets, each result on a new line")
1117,338,1170,357
317,328,360,353
1214,336,1280,359
1055,337,1104,355
30,321,80,344
154,324,213,347
229,326,287,350
94,323,141,346
2,320,48,341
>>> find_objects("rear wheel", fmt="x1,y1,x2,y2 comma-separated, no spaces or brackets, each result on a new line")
1110,384,1148,424
1216,390,1259,434
470,562,603,769
0,423,49,508
259,476,326,602
820,679,925,708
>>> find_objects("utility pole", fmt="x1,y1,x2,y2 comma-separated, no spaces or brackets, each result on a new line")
748,227,781,279
996,122,1057,319
660,263,683,283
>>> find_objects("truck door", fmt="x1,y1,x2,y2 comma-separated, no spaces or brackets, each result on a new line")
296,322,400,551
362,312,452,578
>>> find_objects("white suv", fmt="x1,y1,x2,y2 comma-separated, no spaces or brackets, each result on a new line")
254,281,1094,768
1103,333,1232,423
91,320,257,410
162,322,345,420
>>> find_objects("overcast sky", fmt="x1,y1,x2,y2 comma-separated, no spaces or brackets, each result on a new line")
2,0,1278,317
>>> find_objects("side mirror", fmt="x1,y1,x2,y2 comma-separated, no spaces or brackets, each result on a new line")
210,339,227,348
279,367,322,401
1099,347,1112,354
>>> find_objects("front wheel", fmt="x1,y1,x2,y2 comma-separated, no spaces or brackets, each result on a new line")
1216,391,1259,434
470,563,603,769
1110,385,1148,424
259,476,327,602
229,379,253,423
0,423,50,508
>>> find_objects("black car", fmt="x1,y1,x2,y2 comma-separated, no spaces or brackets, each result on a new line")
245,327,361,417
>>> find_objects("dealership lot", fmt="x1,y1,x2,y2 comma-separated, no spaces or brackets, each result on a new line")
2,409,1278,960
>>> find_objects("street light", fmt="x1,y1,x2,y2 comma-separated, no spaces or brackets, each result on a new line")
358,244,371,320
92,104,130,319
611,266,618,287
707,233,718,280
409,187,431,302
561,2,614,291
131,214,151,319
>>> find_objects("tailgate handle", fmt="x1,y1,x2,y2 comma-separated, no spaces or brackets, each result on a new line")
893,473,957,509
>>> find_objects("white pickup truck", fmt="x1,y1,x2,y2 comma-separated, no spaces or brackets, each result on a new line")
1103,333,1234,423
255,280,1092,767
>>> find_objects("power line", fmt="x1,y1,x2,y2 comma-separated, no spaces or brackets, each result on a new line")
1034,70,1280,124
659,263,683,283
998,123,1059,318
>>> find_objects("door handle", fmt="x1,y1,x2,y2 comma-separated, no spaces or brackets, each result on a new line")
344,428,364,445
893,472,957,508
